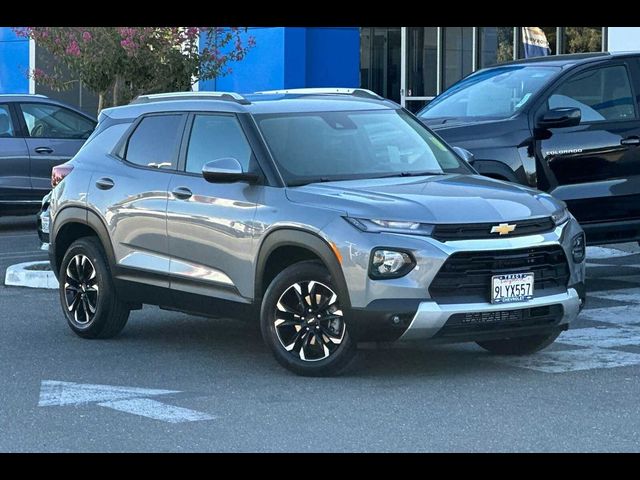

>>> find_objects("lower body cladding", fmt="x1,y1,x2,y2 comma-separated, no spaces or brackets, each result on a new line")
348,289,582,344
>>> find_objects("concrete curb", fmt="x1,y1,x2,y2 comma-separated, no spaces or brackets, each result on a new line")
5,261,58,289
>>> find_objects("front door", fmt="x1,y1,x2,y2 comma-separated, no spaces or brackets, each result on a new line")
166,113,260,302
0,103,32,207
536,62,640,229
17,102,95,199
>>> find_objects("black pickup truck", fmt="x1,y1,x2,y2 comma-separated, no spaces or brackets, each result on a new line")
418,52,640,245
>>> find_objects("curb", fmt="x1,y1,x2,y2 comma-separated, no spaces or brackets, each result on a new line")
4,261,59,289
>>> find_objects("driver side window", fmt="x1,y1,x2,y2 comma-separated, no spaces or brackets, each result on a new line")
19,103,96,139
545,65,636,123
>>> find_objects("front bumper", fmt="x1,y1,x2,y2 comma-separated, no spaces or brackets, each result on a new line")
400,287,581,341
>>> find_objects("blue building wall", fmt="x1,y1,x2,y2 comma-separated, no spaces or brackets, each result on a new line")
201,27,360,93
0,27,30,94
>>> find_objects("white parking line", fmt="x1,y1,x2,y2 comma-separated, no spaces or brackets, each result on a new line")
98,398,216,423
586,246,636,259
579,305,640,325
558,326,640,349
487,347,640,373
589,288,640,304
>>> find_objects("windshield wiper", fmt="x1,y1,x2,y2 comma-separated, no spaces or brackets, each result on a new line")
287,177,335,187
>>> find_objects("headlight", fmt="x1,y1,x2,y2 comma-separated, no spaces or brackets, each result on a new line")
551,207,570,226
345,217,434,235
369,249,416,279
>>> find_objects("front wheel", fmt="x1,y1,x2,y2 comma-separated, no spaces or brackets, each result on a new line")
260,261,356,376
476,331,561,355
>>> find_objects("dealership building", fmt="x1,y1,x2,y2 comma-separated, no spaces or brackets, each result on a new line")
0,26,638,115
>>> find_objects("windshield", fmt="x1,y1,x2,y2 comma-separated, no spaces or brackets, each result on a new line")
255,109,469,186
419,65,561,124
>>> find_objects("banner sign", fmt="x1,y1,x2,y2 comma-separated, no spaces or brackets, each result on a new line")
522,27,550,58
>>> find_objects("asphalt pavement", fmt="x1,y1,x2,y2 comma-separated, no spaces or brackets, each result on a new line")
1,216,639,452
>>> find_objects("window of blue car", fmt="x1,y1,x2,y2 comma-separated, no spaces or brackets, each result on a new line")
419,66,560,123
19,103,95,139
256,109,468,185
0,105,14,137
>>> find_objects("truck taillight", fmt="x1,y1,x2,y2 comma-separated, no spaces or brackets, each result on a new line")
51,164,74,188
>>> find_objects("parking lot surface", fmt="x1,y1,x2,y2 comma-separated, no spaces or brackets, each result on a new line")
1,215,639,452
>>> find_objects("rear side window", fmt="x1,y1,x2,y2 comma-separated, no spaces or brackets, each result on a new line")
125,114,183,169
548,65,636,123
0,104,14,137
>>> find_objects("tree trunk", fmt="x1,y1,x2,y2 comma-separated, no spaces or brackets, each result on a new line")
98,92,105,113
112,75,120,107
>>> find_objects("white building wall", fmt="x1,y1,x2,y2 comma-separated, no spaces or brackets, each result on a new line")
608,27,640,52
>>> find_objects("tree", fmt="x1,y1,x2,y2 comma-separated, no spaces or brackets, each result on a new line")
13,27,255,111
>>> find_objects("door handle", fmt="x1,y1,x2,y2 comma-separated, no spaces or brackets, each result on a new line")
621,136,640,146
172,187,192,200
34,147,53,154
95,178,114,190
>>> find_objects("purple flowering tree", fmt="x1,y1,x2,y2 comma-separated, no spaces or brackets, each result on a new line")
13,27,255,111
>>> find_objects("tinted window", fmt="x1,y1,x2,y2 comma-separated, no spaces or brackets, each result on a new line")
20,103,95,139
0,105,14,137
256,109,467,186
548,65,636,122
185,115,253,174
125,115,183,169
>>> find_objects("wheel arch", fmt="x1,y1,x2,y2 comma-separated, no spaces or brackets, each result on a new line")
473,159,521,183
51,207,116,276
255,228,351,309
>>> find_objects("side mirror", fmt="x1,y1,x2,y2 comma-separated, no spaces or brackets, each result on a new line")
202,157,259,184
536,107,581,129
453,146,475,165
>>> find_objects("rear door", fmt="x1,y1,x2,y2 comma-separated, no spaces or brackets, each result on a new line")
535,61,640,225
0,103,32,205
17,102,96,199
87,113,187,289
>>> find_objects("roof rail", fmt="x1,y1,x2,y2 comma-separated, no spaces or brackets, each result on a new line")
130,91,250,105
0,93,48,98
254,88,384,100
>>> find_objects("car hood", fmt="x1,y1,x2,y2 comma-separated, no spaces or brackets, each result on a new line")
285,174,561,224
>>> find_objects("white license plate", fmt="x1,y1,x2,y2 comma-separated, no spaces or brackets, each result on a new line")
40,212,50,234
491,273,534,304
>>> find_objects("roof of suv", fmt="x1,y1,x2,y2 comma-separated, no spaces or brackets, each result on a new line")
492,51,640,69
100,90,400,120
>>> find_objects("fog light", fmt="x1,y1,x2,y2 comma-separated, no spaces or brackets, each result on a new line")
571,233,586,263
369,249,415,279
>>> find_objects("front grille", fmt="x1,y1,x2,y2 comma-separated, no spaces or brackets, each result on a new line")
432,217,555,241
429,245,570,303
434,304,564,338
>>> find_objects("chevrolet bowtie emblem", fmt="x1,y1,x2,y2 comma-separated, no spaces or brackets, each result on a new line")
490,223,516,235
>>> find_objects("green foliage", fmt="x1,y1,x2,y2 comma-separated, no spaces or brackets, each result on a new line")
13,27,255,111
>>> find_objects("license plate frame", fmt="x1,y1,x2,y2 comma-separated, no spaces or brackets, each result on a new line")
491,272,534,304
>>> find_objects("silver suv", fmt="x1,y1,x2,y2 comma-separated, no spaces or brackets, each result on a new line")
48,89,586,376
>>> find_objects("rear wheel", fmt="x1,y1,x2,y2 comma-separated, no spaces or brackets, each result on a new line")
59,237,130,339
260,261,356,376
476,331,561,355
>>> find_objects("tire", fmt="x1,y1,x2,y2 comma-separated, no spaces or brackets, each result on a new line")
476,330,561,355
260,261,356,376
59,236,130,339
